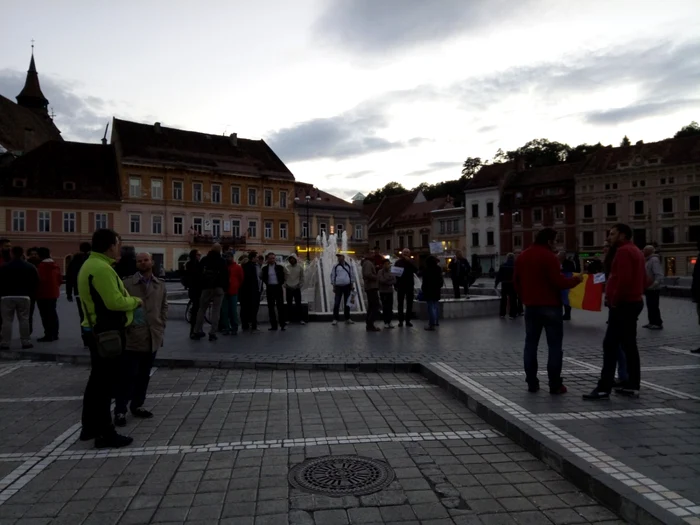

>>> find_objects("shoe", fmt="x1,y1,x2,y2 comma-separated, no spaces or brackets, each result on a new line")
131,408,153,419
648,325,663,330
384,324,395,329
95,433,133,449
268,327,278,331
398,322,404,327
550,384,568,395
346,319,355,325
190,332,205,340
300,321,306,325
251,328,261,334
562,316,571,321
21,344,34,350
331,320,338,326
366,326,381,332
208,334,218,341
692,348,700,354
281,326,287,331
79,428,97,441
642,324,651,329
37,336,54,343
582,388,610,400
612,378,626,389
527,383,540,393
424,326,436,331
500,316,506,319
615,387,640,397
114,413,127,427
406,321,414,327
508,316,516,320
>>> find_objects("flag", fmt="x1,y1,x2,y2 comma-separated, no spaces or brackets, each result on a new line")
568,273,604,311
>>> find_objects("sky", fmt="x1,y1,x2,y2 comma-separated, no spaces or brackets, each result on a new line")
2,0,699,201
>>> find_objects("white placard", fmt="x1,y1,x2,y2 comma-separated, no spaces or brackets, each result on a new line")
223,221,231,232
204,220,211,231
593,273,606,284
429,242,443,254
390,266,404,276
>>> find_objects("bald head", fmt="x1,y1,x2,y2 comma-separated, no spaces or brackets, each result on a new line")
136,252,153,274
643,245,655,257
401,248,410,257
212,243,222,253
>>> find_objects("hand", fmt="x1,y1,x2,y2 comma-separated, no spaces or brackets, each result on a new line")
135,297,144,306
66,295,73,303
572,275,583,285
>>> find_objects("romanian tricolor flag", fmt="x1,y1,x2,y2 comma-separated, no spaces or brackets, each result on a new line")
567,273,604,312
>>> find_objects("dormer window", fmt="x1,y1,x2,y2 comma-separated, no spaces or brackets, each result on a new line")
12,178,26,188
63,181,76,190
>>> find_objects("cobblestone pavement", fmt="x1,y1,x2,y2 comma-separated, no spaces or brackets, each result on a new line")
0,364,629,525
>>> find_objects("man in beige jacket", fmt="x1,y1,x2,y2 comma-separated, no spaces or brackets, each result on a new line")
114,252,168,427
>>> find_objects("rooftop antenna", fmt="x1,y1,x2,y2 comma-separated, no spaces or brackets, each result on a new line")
49,107,55,120
31,38,35,52
101,122,109,145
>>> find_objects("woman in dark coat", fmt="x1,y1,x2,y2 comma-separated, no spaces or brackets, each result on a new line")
421,256,444,331
183,249,202,338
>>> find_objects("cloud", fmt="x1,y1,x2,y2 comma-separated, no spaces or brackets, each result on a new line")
405,161,461,178
0,69,111,142
584,99,700,125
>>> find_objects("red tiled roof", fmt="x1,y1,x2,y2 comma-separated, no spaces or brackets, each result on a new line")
0,94,62,153
466,162,511,190
368,191,420,231
112,118,294,180
506,162,582,189
395,197,447,223
0,141,120,200
293,182,358,210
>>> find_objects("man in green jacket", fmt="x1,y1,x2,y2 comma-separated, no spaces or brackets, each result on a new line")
78,229,142,448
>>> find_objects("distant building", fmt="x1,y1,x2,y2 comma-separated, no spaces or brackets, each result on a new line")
464,163,506,270
430,196,466,261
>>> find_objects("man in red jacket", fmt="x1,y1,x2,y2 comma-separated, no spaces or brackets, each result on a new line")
36,247,63,342
514,228,581,394
584,223,646,400
221,251,244,335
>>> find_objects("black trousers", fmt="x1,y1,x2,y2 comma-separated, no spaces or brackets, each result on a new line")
81,332,122,436
240,294,260,330
397,289,414,323
644,290,663,326
76,297,85,324
267,285,285,329
286,287,302,323
500,283,517,317
563,304,572,319
452,279,468,299
115,350,156,415
380,292,394,325
366,289,381,328
37,298,59,338
598,301,644,391
188,288,201,334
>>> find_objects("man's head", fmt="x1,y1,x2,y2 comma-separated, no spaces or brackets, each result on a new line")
0,238,10,259
211,243,222,254
401,248,410,258
266,253,276,264
248,251,257,261
557,250,567,262
608,223,632,246
506,252,515,262
456,250,463,258
79,242,91,254
38,247,50,260
643,245,655,257
11,246,23,260
383,259,391,270
189,249,201,261
238,255,248,265
257,254,264,265
136,252,153,274
26,247,38,259
373,247,381,256
534,228,558,251
224,252,234,264
336,253,345,264
91,229,121,259
288,254,297,266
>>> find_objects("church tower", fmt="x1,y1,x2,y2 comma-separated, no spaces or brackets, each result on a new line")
16,48,50,118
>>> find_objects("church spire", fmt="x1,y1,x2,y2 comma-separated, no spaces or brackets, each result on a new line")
16,43,50,116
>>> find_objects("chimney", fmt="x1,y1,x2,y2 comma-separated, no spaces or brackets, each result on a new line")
230,133,238,147
154,122,161,134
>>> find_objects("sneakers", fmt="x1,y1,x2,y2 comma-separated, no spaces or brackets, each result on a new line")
131,408,153,419
250,328,261,334
95,433,133,449
648,325,663,330
642,324,651,329
549,384,568,395
37,336,57,343
331,320,338,326
268,327,278,331
384,323,395,329
114,413,127,427
281,326,287,331
208,334,218,341
405,321,414,327
79,428,97,441
346,319,355,325
615,386,640,397
508,316,516,320
300,321,306,325
527,383,540,393
582,388,610,400
190,332,205,340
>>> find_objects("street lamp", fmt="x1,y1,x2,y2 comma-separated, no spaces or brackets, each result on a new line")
295,191,321,262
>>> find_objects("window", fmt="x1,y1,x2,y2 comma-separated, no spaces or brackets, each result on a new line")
38,211,51,232
192,217,203,234
533,208,543,223
280,222,288,240
471,203,479,218
95,213,108,230
231,186,241,205
633,229,646,247
152,215,162,234
689,225,700,243
452,219,460,233
320,223,327,236
632,180,637,188
63,212,76,233
661,178,666,185
173,216,183,235
554,206,565,221
172,181,183,200
264,221,273,239
264,189,273,207
690,196,700,211
513,210,522,224
421,233,429,247
385,239,391,251
487,231,494,246
640,180,646,187
336,224,344,236
248,188,257,206
355,224,363,240
634,201,644,215
212,219,221,238
606,202,617,217
193,183,203,202
605,183,610,190
12,211,25,232
471,232,479,247
211,184,221,204
302,221,309,238
407,235,413,248
662,198,673,213
513,234,522,248
486,202,494,217
605,183,618,190
399,235,405,248
129,177,141,198
151,179,163,200
13,178,26,188
279,191,287,208
662,227,675,244
130,214,141,234
248,220,258,238
232,220,240,237
582,231,594,246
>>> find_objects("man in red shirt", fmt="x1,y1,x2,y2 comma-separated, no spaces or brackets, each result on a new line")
584,223,646,400
514,228,581,394
36,247,63,342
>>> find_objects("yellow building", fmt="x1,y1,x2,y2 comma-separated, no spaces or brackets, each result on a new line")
111,119,296,270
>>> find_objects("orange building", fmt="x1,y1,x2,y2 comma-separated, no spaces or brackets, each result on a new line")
111,119,297,270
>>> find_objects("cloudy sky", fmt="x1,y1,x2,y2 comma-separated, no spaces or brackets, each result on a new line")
2,1,699,200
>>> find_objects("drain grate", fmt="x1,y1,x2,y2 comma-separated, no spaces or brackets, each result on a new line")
289,455,395,497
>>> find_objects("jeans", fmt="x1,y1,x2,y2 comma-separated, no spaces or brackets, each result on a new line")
644,290,662,326
115,350,156,415
82,331,122,436
365,289,380,328
333,285,353,321
266,285,285,329
0,297,31,346
195,288,224,335
37,298,59,338
427,300,439,326
220,294,239,333
499,283,517,318
523,306,564,389
380,292,394,325
286,287,303,323
598,301,643,391
397,288,414,323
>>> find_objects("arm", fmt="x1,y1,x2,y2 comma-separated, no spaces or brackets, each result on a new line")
494,268,502,287
651,258,664,285
330,265,336,286
607,250,634,307
548,256,580,290
91,269,141,312
362,262,377,282
161,286,169,324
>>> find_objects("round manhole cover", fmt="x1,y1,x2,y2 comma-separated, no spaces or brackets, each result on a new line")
289,455,395,497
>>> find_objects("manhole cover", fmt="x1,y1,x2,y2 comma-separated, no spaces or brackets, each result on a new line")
289,455,395,496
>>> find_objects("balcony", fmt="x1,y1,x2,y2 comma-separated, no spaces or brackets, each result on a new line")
685,211,700,218
191,234,246,247
658,212,676,220
631,214,649,222
581,218,594,224
605,216,618,222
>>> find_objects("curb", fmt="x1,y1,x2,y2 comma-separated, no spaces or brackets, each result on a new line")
420,363,684,525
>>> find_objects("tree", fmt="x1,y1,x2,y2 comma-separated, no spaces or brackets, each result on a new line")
495,139,571,169
568,142,604,163
363,182,407,204
461,157,482,179
674,121,700,138
620,135,631,147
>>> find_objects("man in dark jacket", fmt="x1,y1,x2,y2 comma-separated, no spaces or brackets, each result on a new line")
193,244,228,341
558,251,576,320
448,251,471,299
66,242,91,325
495,253,517,319
0,247,39,350
184,249,202,338
240,251,262,333
692,241,700,353
394,248,418,327
261,252,286,331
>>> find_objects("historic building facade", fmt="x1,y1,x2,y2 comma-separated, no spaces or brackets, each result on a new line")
111,118,296,270
576,136,700,276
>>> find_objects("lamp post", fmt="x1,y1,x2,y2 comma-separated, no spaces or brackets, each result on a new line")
295,193,318,262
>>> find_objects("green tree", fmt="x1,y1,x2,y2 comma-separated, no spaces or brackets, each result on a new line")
568,142,604,163
498,139,571,169
363,181,407,204
674,121,700,138
620,135,631,147
461,157,482,179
